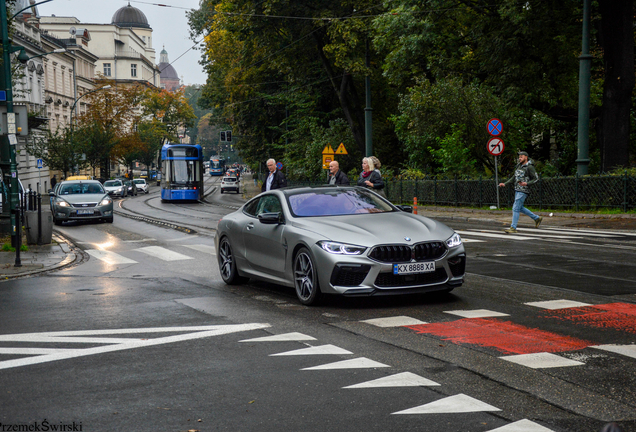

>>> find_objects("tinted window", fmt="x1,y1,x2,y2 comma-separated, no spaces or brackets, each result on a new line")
168,148,199,158
104,180,121,187
288,188,393,217
243,198,260,217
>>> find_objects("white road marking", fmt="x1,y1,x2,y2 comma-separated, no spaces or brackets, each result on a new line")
362,316,427,327
343,372,440,389
486,419,556,432
132,246,194,261
240,332,317,342
0,324,270,371
444,309,510,318
591,344,636,360
86,249,138,265
500,352,584,369
392,393,501,415
456,230,536,241
122,239,156,243
0,348,69,355
182,244,217,255
540,227,625,237
301,357,390,370
165,235,200,241
462,238,486,243
524,300,592,310
270,344,353,356
472,229,582,240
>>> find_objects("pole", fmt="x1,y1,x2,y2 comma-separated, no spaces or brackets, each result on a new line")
576,0,591,176
364,37,373,157
495,156,500,209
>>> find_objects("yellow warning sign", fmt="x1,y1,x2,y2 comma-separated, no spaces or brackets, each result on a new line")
322,154,334,169
322,144,335,155
335,143,348,155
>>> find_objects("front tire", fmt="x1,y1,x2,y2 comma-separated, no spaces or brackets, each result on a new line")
294,247,321,305
218,237,248,284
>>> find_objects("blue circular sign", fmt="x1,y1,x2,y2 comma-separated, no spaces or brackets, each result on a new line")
276,162,283,170
487,118,503,136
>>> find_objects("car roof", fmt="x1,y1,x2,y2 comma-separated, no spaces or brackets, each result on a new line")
59,179,102,185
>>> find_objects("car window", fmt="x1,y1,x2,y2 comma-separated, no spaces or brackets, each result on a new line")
243,198,260,217
60,184,81,195
104,180,120,187
133,180,145,184
86,184,104,194
255,195,282,216
288,188,394,217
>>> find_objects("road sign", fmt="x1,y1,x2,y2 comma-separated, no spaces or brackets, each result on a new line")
488,138,504,156
487,118,503,136
37,159,43,169
322,154,334,169
276,161,283,170
322,144,335,155
335,143,348,155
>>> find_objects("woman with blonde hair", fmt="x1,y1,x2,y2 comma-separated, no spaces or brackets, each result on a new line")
357,156,385,197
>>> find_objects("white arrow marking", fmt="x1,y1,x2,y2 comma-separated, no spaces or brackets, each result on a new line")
0,324,270,370
240,332,316,342
343,372,440,389
270,344,352,356
486,419,555,432
302,357,390,370
392,394,501,415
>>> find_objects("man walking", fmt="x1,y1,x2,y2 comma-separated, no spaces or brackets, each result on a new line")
498,151,543,233
327,161,350,185
262,158,287,192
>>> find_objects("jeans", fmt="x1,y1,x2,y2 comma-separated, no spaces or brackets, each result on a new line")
511,191,539,228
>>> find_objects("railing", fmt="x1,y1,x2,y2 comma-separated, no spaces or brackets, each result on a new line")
286,173,636,212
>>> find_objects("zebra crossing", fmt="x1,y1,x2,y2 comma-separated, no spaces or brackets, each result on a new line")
457,226,636,246
85,243,215,265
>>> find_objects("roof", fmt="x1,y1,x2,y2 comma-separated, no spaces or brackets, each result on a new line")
111,3,151,29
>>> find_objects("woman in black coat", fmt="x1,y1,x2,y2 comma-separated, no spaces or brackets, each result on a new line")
357,157,385,196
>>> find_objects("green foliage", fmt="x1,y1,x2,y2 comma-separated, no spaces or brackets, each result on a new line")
25,127,87,177
427,124,475,175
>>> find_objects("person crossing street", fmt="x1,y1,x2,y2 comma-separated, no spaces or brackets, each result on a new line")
498,151,543,233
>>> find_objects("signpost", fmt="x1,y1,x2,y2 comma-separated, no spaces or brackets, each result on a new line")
322,144,335,170
37,158,43,194
487,120,504,209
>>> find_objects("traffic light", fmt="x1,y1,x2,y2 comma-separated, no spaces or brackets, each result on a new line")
226,130,232,142
220,131,226,142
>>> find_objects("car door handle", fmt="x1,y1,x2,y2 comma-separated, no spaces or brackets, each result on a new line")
246,222,255,230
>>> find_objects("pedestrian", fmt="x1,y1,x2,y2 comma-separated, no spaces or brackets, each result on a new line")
498,151,543,233
50,175,57,189
357,156,385,197
327,160,350,185
261,158,287,192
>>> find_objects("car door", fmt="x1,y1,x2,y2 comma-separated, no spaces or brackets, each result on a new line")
241,194,287,277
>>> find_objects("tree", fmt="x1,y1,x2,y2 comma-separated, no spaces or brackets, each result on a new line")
24,127,86,178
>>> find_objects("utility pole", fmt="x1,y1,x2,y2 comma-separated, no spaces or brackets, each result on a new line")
364,38,373,157
576,0,591,176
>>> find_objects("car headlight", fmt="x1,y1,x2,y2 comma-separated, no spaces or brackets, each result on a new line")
56,200,70,207
446,232,462,248
99,197,112,206
318,241,366,255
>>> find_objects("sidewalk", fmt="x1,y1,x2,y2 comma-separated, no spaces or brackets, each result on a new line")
0,233,78,280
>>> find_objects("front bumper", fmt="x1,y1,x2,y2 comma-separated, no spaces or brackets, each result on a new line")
310,243,466,296
54,206,113,221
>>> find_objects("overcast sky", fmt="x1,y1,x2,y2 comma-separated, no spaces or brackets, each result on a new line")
37,0,207,86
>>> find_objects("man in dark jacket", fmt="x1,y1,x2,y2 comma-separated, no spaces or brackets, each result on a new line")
498,151,543,233
262,158,287,192
327,161,350,185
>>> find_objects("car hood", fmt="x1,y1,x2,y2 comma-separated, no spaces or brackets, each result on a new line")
59,193,108,203
104,185,123,190
289,212,456,246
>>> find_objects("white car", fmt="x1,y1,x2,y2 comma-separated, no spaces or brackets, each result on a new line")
103,179,127,198
133,178,149,194
220,176,240,194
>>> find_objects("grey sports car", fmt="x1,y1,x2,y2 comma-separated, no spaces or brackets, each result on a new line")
215,186,465,305
49,180,114,225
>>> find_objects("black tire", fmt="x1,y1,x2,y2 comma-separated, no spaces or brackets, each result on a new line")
105,216,114,223
218,237,248,284
293,247,321,305
53,215,62,226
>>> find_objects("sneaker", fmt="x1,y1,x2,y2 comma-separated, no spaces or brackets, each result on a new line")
504,227,518,234
535,216,543,228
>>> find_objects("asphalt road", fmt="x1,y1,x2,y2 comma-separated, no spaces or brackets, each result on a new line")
0,176,634,432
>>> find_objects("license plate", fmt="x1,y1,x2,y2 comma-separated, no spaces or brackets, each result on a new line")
393,262,435,275
77,209,93,215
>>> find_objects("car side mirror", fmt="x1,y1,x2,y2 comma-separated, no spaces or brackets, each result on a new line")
258,212,283,225
396,205,413,213
49,191,56,197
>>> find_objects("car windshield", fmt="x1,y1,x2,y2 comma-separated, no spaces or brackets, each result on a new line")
104,181,121,187
133,180,145,184
59,183,104,195
288,188,394,217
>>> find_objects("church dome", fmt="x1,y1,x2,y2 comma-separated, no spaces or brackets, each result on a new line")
158,48,179,80
111,3,151,29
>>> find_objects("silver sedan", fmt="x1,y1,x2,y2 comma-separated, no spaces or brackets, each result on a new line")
49,180,114,225
215,186,465,305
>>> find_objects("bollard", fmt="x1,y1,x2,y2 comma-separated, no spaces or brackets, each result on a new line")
37,193,42,245
413,197,418,215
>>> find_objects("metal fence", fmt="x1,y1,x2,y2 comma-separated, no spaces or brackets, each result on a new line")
287,173,636,212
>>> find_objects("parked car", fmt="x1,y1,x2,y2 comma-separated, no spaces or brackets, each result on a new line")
215,185,465,305
220,176,240,194
133,178,149,194
124,179,137,196
226,168,240,178
49,180,113,225
102,179,127,198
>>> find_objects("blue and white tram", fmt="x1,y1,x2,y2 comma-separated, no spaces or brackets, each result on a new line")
160,142,204,201
209,156,226,176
